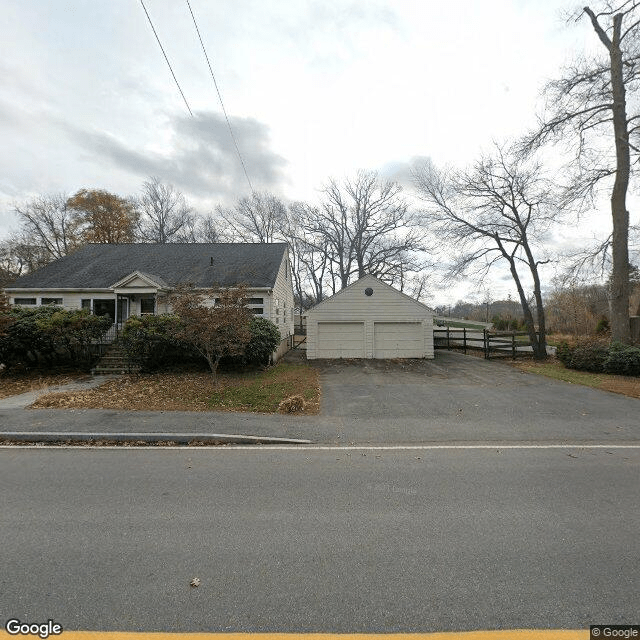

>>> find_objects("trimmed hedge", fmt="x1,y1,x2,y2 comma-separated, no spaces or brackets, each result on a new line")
0,307,111,370
557,339,640,376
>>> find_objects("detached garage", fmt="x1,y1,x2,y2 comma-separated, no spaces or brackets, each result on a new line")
306,275,434,359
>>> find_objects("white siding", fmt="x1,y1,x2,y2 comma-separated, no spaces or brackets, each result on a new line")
306,276,434,359
270,249,295,339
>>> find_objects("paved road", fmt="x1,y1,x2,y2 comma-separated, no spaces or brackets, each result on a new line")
1,352,638,445
1,446,638,632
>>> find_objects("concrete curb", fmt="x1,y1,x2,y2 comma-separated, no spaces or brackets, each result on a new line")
0,432,313,445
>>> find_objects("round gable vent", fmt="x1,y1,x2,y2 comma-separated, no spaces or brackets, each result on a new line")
365,287,373,296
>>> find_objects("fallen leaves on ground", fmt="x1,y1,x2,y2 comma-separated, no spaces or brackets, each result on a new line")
0,372,89,399
30,363,320,414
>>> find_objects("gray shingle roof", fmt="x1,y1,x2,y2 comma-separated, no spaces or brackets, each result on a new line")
8,243,288,290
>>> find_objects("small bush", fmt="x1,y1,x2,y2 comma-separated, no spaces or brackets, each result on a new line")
241,317,281,365
603,343,640,376
595,316,610,334
556,338,609,373
556,340,574,366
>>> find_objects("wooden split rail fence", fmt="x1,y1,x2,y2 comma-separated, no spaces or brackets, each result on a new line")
433,328,540,360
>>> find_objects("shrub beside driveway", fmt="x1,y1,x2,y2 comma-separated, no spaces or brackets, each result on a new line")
29,363,320,414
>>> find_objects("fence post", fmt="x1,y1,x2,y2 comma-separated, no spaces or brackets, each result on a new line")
484,329,488,359
463,327,467,354
446,326,450,350
512,332,516,360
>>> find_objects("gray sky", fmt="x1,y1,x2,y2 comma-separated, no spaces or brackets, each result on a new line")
0,0,630,303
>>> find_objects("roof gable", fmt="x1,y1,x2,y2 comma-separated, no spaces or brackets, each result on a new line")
111,271,168,290
307,275,434,315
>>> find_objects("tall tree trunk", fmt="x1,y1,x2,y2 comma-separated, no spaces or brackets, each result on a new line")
608,13,631,343
521,237,548,358
507,258,546,360
584,7,631,343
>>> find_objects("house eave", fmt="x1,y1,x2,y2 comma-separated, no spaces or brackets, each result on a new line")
5,287,114,294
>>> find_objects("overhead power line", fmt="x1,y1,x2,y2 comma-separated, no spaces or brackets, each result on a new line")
139,0,193,116
185,0,254,192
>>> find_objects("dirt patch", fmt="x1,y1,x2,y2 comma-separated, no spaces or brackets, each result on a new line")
29,363,320,414
0,372,90,399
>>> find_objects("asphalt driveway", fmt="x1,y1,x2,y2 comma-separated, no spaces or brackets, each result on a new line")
1,350,638,445
313,350,640,444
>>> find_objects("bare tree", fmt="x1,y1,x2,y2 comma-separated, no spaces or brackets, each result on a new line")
217,192,287,243
305,171,425,292
13,194,80,261
545,279,609,335
414,148,556,359
218,194,323,319
283,203,331,306
0,234,50,282
194,213,220,243
523,2,640,343
135,177,196,243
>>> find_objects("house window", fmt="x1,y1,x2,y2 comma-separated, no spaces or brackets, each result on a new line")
251,308,264,315
93,299,116,322
41,298,63,306
247,297,263,305
81,299,92,311
140,298,155,315
14,298,36,305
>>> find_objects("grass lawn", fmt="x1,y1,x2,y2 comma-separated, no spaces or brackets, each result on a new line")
30,362,320,413
435,321,487,329
510,358,640,399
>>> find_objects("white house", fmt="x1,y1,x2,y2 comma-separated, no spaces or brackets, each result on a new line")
306,275,434,359
5,242,295,360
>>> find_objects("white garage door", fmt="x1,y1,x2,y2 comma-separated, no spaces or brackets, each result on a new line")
317,322,365,358
374,322,423,358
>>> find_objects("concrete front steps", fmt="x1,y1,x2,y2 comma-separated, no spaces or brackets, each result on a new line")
92,344,140,375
